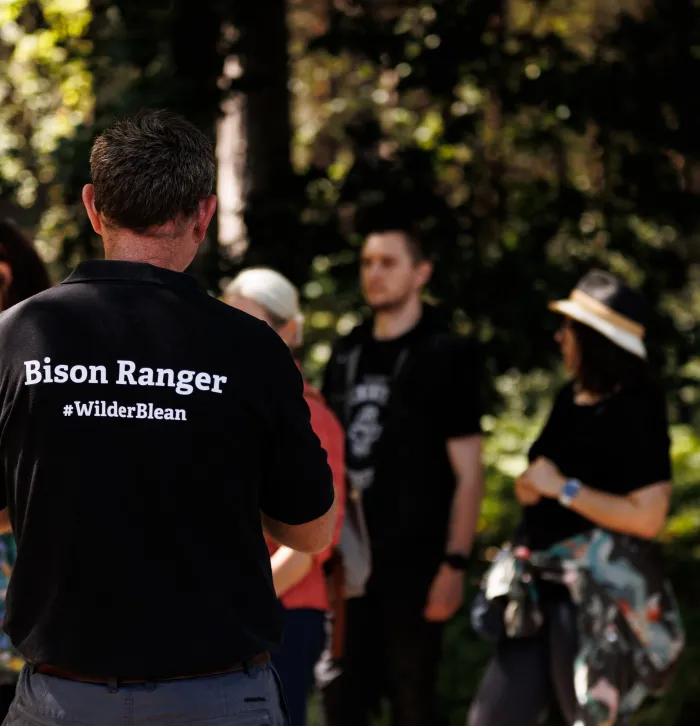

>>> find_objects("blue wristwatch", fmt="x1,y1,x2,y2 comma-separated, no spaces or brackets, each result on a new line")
559,478,582,507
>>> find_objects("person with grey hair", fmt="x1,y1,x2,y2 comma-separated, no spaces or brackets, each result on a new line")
226,268,346,726
0,110,336,725
225,268,306,349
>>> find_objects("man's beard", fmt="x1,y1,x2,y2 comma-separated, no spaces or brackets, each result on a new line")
368,290,413,314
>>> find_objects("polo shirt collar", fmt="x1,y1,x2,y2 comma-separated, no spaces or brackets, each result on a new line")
62,260,203,293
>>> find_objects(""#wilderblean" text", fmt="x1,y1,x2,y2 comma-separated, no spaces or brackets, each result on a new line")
64,401,186,421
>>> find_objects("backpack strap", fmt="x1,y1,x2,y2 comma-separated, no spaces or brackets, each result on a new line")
343,344,362,428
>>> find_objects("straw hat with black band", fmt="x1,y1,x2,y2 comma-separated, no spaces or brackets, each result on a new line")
548,269,648,360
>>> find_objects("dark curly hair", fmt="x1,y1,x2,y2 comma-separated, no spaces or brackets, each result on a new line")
572,320,652,395
0,219,52,310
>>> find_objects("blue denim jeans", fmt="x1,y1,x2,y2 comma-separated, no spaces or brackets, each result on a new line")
271,608,325,726
3,662,289,726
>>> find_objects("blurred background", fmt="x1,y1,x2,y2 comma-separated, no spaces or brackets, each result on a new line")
2,0,700,722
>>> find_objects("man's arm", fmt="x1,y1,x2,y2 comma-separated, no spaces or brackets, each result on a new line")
258,326,337,552
445,434,484,555
262,497,337,554
269,545,314,597
424,434,483,622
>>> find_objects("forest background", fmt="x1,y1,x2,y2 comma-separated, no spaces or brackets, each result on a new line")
2,0,700,722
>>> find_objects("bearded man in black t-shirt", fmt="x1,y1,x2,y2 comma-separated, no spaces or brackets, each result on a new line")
318,213,484,726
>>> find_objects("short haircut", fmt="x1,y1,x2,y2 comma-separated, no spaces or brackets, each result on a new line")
89,109,215,232
572,320,651,395
356,203,429,263
0,219,51,309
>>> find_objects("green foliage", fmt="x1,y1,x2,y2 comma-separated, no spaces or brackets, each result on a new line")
2,5,700,720
4,2,700,415
0,0,92,277
478,368,559,545
277,0,700,417
51,0,230,276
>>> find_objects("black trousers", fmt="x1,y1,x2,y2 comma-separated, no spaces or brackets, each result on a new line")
468,594,578,726
318,587,446,726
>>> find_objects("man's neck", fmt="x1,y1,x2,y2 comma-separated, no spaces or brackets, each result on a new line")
104,238,185,272
105,250,180,271
372,296,423,341
98,213,199,273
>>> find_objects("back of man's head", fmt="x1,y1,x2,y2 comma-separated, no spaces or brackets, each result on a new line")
89,110,215,233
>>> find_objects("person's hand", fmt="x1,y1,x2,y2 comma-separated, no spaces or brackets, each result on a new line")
423,563,464,622
515,476,541,505
517,457,566,499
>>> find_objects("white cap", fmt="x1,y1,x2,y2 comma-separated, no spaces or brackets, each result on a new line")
225,268,305,345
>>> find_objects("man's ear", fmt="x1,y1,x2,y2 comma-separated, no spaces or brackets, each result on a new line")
0,262,12,291
193,195,218,245
416,260,433,288
82,185,103,235
279,318,302,349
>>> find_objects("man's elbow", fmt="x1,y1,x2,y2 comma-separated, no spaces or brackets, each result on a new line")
295,498,337,554
635,510,667,540
266,496,337,554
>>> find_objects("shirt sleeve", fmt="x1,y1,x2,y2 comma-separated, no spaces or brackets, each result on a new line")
259,338,335,525
306,398,346,566
619,388,672,491
434,337,484,440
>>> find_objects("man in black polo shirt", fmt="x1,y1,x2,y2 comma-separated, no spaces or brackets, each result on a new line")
0,110,335,725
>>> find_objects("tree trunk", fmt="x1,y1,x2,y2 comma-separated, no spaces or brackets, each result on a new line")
239,2,294,197
216,1,294,275
170,0,227,289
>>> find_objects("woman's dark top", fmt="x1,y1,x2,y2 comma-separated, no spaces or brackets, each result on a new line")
519,382,672,551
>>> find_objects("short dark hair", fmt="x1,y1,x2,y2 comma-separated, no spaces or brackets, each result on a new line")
0,219,51,310
356,203,428,263
367,226,426,264
90,109,215,232
572,320,651,395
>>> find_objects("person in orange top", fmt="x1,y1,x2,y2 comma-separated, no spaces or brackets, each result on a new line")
225,267,345,726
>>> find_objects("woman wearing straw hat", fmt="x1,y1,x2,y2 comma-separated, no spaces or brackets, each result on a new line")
468,269,676,726
225,268,345,726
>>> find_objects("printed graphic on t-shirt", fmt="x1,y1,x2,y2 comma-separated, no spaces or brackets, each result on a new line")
346,373,391,491
22,358,228,422
348,405,381,458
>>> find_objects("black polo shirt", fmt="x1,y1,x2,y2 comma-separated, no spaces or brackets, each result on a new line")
0,260,334,678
